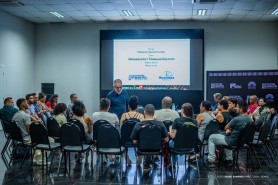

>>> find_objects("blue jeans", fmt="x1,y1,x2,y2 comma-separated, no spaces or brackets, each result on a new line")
169,140,177,166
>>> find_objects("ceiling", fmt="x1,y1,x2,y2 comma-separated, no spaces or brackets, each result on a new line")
0,0,278,23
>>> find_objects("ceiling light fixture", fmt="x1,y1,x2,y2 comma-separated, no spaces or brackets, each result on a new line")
50,12,64,18
271,9,278,15
197,9,207,16
122,10,134,16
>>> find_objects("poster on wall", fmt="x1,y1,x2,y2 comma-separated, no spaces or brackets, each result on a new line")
206,70,278,108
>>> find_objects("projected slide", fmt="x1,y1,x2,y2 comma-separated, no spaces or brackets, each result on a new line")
113,39,190,90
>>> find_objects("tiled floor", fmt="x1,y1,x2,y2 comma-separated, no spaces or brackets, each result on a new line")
1,130,278,185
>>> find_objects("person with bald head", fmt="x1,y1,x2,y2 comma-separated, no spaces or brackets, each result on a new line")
154,96,180,122
247,95,258,115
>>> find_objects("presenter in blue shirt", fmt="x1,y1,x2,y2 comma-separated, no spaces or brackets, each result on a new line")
107,79,129,120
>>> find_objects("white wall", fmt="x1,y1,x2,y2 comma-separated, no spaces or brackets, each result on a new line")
0,11,35,107
35,22,278,114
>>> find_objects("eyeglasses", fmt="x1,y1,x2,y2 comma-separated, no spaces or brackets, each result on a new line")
114,86,122,89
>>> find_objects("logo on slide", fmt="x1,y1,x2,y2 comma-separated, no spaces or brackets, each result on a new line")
262,83,277,89
265,94,275,102
128,75,147,81
159,71,174,80
230,83,242,89
248,81,256,89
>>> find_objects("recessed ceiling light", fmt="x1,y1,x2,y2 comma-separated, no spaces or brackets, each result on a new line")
50,12,64,18
122,10,134,16
197,9,207,16
271,9,278,15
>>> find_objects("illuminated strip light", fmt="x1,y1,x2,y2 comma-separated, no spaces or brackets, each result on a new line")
271,9,278,15
197,9,207,16
50,12,64,18
122,10,134,16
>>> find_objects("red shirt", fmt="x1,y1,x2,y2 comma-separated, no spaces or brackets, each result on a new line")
247,104,258,115
46,101,57,109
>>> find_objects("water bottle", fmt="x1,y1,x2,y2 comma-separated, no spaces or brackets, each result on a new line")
172,103,175,110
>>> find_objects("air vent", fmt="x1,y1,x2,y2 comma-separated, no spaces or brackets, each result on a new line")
0,0,25,7
194,0,224,3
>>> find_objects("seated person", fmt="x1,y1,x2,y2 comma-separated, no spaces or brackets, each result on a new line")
215,100,232,131
120,95,144,127
212,93,222,115
67,93,78,120
72,101,93,143
26,94,43,123
130,104,169,173
154,96,180,122
0,97,18,121
228,98,239,118
53,103,67,127
92,98,119,127
247,95,258,115
37,92,52,123
46,94,58,114
196,101,215,142
251,98,270,129
169,103,198,166
207,101,252,168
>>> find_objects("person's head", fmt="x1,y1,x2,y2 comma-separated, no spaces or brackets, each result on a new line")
249,95,258,105
222,96,230,101
53,103,67,116
3,97,14,107
237,101,248,114
228,98,238,111
16,98,28,110
70,93,78,103
31,93,38,103
200,101,211,113
128,95,139,111
144,104,155,118
72,101,85,117
162,96,172,109
25,94,34,104
38,92,47,103
213,93,222,103
100,98,110,111
49,94,58,103
258,98,267,107
218,100,229,111
113,79,123,94
181,103,194,118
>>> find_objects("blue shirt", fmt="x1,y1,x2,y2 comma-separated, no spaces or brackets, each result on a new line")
107,89,129,120
0,105,18,121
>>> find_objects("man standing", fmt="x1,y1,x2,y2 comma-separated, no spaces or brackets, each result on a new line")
0,97,18,121
154,96,180,122
107,79,129,120
67,93,78,120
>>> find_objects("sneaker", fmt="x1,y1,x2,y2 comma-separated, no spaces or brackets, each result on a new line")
36,160,51,166
143,164,151,173
225,160,233,167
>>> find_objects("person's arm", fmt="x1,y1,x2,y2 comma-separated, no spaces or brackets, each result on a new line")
84,116,92,133
169,126,177,139
120,113,126,128
139,114,144,121
216,112,224,123
196,114,204,126
224,119,234,134
24,114,31,133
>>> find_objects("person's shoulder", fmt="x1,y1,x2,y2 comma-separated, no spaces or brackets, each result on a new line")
107,90,115,98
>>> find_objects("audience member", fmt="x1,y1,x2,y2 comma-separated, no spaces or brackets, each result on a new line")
251,98,270,129
92,98,119,127
130,104,168,172
67,93,78,120
107,79,129,120
228,98,239,118
196,101,215,141
247,95,258,115
26,94,43,123
207,101,252,168
46,94,58,113
213,93,222,115
53,103,67,127
0,97,18,121
215,100,232,131
154,96,180,122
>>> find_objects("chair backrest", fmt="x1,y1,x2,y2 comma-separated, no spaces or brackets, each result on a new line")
60,122,83,149
0,119,11,138
120,120,137,145
137,124,163,152
162,120,173,132
47,117,60,138
98,124,121,149
257,118,272,143
236,122,255,147
269,114,278,139
69,118,86,142
30,122,49,147
203,119,219,141
174,123,198,149
9,120,24,142
93,120,111,142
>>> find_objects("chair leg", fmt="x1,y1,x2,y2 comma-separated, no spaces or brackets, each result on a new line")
29,148,33,171
57,152,63,175
195,152,200,178
170,154,174,178
1,138,11,156
252,146,261,168
265,143,274,161
42,150,44,171
19,147,30,169
68,152,71,177
269,141,277,157
64,151,67,175
262,145,270,164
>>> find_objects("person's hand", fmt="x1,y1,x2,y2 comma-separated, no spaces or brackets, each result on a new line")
226,128,231,135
